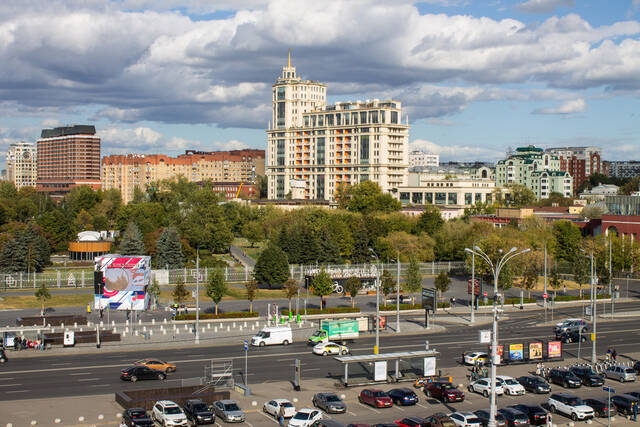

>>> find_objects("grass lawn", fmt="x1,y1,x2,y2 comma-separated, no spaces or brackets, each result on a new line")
159,284,287,304
232,237,266,260
0,293,93,309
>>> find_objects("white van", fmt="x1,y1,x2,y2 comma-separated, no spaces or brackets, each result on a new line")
251,326,292,347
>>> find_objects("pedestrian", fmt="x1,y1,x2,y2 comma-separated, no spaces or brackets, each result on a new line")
612,348,618,362
100,308,104,320
536,363,541,376
547,413,553,427
633,401,638,422
278,406,285,427
606,347,612,362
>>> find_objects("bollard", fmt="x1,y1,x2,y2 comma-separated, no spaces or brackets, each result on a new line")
239,326,243,331
149,330,153,336
100,321,103,327
125,327,129,333
214,327,218,333
207,323,211,329
202,327,205,333
122,332,126,338
185,324,189,331
227,325,230,332
244,322,247,327
163,318,167,324
152,319,155,325
134,330,138,336
30,421,37,426
176,328,180,334
138,319,141,325
163,329,166,335
112,321,115,326
340,394,346,399
80,327,83,332
116,413,122,418
113,327,117,333
98,415,104,420
233,322,236,328
251,401,257,407
78,417,84,422
74,322,77,328
54,419,61,424
143,326,147,332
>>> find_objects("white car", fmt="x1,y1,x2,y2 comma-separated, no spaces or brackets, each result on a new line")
288,408,323,427
463,351,489,365
312,342,349,356
448,412,483,427
468,378,505,397
151,400,188,427
497,375,526,396
264,399,296,418
547,393,594,421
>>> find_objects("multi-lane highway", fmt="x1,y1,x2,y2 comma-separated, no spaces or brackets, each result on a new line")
1,302,639,401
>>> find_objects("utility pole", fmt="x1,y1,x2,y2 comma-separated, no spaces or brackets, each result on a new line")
590,250,597,364
544,244,548,323
471,250,475,324
195,248,200,344
396,249,400,333
369,248,380,355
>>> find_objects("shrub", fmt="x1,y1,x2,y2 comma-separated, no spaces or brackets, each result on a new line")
174,312,259,320
280,307,360,315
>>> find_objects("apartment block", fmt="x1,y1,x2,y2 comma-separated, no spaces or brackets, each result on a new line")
266,53,409,200
6,142,37,189
37,125,101,197
496,145,572,199
409,150,439,168
545,146,602,195
607,161,640,179
102,149,265,204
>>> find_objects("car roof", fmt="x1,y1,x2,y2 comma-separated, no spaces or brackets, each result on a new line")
552,393,576,398
157,400,179,407
452,411,475,417
216,399,236,404
297,408,316,414
363,388,384,392
273,398,292,403
187,399,205,404
390,387,413,392
496,375,515,379
128,408,147,412
617,394,639,401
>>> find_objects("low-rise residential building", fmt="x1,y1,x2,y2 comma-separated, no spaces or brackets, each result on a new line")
545,146,602,195
394,171,498,207
579,184,619,202
6,142,37,189
210,182,258,200
409,150,439,168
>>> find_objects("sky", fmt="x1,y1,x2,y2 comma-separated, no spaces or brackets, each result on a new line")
0,0,639,168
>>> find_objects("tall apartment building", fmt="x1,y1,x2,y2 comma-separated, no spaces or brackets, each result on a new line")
607,161,640,179
102,149,265,204
545,146,602,194
496,145,572,200
409,150,439,168
6,142,37,189
37,125,101,197
266,53,409,200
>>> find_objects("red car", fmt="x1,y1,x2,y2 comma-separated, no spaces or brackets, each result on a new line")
358,389,393,408
395,417,427,427
424,381,465,403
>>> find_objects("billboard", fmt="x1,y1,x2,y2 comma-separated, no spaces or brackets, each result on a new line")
547,341,562,358
94,255,151,311
529,342,543,360
422,288,436,312
509,343,524,361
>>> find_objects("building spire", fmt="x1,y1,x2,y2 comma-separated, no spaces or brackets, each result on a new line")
288,48,291,68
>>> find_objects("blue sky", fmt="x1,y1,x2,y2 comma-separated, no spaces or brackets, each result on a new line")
0,0,639,166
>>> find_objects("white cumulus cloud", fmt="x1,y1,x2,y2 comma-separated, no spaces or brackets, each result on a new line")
533,98,586,114
515,0,574,14
410,139,504,162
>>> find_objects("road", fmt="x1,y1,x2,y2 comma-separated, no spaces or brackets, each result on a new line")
1,302,639,401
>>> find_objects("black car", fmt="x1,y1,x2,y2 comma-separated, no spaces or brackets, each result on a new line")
473,410,507,427
120,365,166,382
611,394,639,416
559,331,587,343
582,398,617,418
517,376,551,394
183,399,215,425
569,367,604,386
634,360,640,374
509,404,547,426
388,388,419,406
548,369,581,388
313,392,347,414
497,408,530,427
121,408,154,427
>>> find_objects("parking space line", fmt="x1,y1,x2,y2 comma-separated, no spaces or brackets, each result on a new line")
394,406,405,411
245,422,254,427
259,412,279,424
416,403,430,409
358,403,381,414
347,410,357,416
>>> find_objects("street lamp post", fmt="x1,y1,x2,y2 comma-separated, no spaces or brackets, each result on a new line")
470,250,475,324
396,249,400,333
465,246,530,427
195,248,200,344
369,248,380,355
582,248,596,363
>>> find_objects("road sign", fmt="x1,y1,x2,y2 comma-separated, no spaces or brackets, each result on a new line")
603,386,615,393
67,273,76,287
425,340,429,351
483,291,487,297
479,330,491,344
543,293,548,299
243,340,248,351
467,278,480,296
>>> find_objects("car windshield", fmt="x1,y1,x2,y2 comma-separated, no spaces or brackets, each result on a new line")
505,379,518,385
294,412,311,420
467,418,481,424
325,395,341,402
532,378,545,385
373,391,387,397
312,331,322,336
282,402,294,408
224,403,240,411
567,398,583,406
192,403,208,411
625,368,635,373
256,331,266,337
165,407,182,415
130,411,147,418
441,383,454,389
441,421,456,427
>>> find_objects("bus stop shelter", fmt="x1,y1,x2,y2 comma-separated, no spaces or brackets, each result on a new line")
333,350,439,386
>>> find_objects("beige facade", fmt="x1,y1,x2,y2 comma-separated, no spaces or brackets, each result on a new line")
6,142,37,189
395,171,497,207
266,53,409,200
102,150,265,204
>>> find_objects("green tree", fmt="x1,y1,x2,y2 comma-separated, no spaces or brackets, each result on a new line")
380,269,395,298
522,263,538,298
552,221,582,263
344,277,363,308
434,271,451,302
507,184,536,207
312,270,334,310
351,222,371,264
172,278,189,305
20,226,51,273
253,244,290,288
415,205,444,235
0,238,27,273
404,256,422,304
549,266,563,298
208,221,234,253
283,278,299,312
148,278,161,309
339,181,401,214
242,221,264,248
498,264,514,291
245,280,258,312
573,256,590,298
155,227,184,269
120,221,146,255
38,209,74,253
206,269,226,315
34,282,51,316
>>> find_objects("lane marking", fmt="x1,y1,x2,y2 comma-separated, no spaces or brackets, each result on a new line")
259,411,279,424
70,372,92,376
6,390,29,393
0,383,21,387
78,378,99,382
358,403,381,414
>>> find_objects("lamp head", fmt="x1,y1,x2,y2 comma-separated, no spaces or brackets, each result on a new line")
508,247,517,254
473,246,481,251
464,248,473,254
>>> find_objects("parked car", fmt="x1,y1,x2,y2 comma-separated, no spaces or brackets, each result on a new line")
423,413,456,427
554,319,588,336
604,365,637,382
151,400,188,427
497,376,526,396
134,358,176,373
624,391,640,401
312,421,347,427
497,408,530,427
473,410,507,427
463,351,489,366
394,417,427,427
288,409,323,427
569,366,604,386
448,412,482,427
263,399,296,418
359,389,393,408
121,408,154,427
183,399,215,425
582,398,617,418
313,342,349,356
558,331,587,343
387,388,418,406
212,400,245,423
547,393,594,421
548,369,582,388
120,365,166,382
468,378,505,397
509,404,547,426
611,394,639,416
384,293,413,304
634,360,640,374
312,393,347,414
517,376,551,394
424,381,465,403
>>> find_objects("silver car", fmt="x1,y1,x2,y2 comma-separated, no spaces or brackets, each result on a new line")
212,400,245,423
604,365,637,382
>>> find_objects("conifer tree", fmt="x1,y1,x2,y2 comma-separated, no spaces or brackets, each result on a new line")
155,227,184,269
253,244,290,288
120,221,145,255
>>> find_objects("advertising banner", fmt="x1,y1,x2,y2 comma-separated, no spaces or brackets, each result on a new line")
509,343,524,361
489,344,504,364
548,340,562,358
529,342,543,360
423,357,436,376
374,361,387,381
94,255,151,311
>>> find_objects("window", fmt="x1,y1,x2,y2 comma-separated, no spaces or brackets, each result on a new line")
448,193,457,205
435,192,446,205
412,192,423,204
425,193,433,204
465,193,472,205
391,111,398,124
360,135,369,164
400,192,410,203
